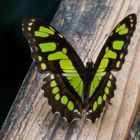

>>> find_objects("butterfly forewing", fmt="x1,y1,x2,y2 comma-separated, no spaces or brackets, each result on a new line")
42,73,83,121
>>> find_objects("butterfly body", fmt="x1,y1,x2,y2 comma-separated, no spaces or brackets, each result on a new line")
23,13,136,123
81,61,94,106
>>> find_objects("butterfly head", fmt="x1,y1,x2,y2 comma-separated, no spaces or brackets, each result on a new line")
86,61,94,71
85,61,94,81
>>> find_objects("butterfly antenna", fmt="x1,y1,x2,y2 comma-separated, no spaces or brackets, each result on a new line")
91,34,109,59
77,32,91,61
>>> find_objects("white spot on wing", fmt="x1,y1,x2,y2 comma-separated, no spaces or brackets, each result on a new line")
30,47,33,53
55,111,60,115
28,22,33,26
130,23,133,27
28,27,31,31
86,118,92,122
71,118,79,122
63,117,67,121
50,74,54,79
49,26,55,32
58,34,63,38
31,19,36,22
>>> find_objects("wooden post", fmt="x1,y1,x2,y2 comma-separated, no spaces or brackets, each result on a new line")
0,0,140,139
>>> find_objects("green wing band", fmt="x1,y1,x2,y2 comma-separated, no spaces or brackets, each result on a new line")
45,44,83,97
89,72,106,97
87,72,116,122
39,43,56,52
35,26,55,37
115,24,128,35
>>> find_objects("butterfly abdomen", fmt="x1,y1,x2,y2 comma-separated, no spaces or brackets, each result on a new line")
82,61,94,106
82,81,91,106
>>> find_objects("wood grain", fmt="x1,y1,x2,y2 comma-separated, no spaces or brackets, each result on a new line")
0,0,140,140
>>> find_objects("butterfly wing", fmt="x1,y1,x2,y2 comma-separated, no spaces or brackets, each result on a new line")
86,13,137,122
23,18,86,122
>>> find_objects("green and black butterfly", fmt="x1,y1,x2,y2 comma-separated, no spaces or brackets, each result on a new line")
22,13,136,123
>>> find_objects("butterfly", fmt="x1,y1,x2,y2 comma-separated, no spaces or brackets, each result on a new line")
22,13,136,123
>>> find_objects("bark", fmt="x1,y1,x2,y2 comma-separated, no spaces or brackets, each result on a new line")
0,0,140,139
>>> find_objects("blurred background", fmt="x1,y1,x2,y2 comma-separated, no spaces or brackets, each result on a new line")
0,0,61,128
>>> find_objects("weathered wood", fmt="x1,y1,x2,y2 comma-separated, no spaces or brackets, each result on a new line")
128,103,140,139
0,0,140,139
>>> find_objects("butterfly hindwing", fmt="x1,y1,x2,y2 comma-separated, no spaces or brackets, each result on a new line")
86,72,116,122
23,18,86,121
23,18,85,74
42,74,83,121
86,13,136,122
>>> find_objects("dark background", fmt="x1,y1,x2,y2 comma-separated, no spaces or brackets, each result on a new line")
0,0,61,128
